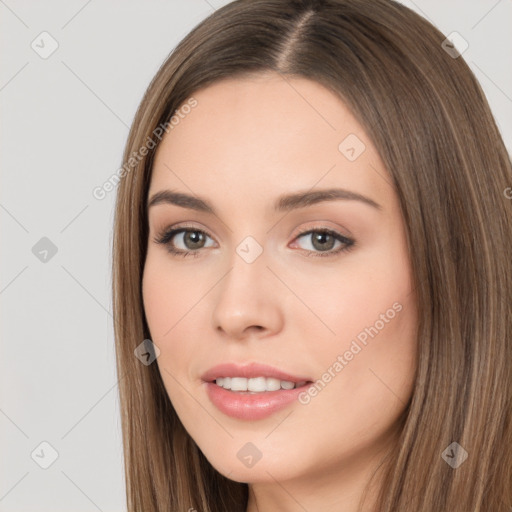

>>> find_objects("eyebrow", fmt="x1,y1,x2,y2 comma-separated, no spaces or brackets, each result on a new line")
147,187,382,214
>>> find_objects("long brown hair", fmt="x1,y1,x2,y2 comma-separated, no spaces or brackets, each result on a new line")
112,1,512,510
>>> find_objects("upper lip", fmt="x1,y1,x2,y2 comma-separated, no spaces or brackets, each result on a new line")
201,362,312,383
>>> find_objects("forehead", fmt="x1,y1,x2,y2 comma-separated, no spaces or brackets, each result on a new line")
149,73,393,212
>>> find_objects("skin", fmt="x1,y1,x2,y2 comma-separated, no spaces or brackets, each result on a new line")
142,72,418,512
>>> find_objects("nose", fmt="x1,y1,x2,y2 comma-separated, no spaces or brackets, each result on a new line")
211,246,284,340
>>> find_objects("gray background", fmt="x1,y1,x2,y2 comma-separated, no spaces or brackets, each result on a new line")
1,0,511,510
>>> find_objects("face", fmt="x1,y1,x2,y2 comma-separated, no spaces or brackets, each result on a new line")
142,72,418,489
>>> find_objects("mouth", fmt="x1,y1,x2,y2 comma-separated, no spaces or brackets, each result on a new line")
201,362,314,419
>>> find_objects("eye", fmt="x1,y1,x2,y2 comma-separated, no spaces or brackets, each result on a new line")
153,225,215,258
291,227,355,257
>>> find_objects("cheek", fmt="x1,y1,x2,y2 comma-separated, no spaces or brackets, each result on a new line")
142,252,217,414
141,254,197,386
142,252,204,340
294,278,417,455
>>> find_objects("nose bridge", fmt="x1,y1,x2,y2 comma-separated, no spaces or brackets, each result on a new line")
211,234,283,337
219,234,269,309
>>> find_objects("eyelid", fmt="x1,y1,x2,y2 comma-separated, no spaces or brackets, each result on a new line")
154,221,217,240
292,222,353,239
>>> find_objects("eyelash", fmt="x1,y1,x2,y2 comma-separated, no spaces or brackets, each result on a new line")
153,224,355,259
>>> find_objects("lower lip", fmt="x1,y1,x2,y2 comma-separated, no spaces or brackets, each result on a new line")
204,381,311,420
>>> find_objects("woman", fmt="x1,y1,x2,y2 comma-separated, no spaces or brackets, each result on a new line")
112,0,512,510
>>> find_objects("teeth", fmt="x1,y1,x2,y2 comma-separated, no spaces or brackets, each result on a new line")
214,376,305,392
